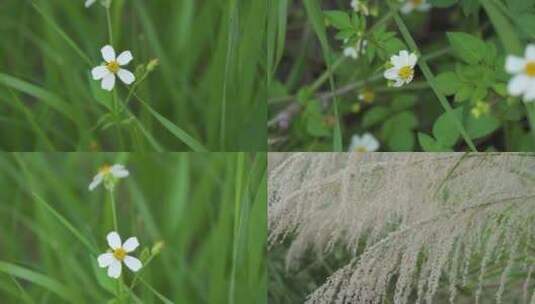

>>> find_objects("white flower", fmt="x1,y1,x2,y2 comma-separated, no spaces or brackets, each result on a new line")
89,164,129,191
505,44,535,102
91,45,135,91
98,231,142,279
343,39,368,60
349,133,379,152
350,0,370,15
384,50,418,87
85,0,96,7
400,0,431,14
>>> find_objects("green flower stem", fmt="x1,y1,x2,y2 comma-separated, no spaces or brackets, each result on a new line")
106,6,114,46
129,253,157,290
389,8,478,152
109,189,118,232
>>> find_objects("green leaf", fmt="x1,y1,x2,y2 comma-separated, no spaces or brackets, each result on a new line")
362,106,391,128
418,133,452,151
434,72,461,96
324,10,352,30
454,83,473,102
382,111,418,151
465,114,500,139
429,0,458,8
433,108,462,147
447,32,487,64
391,95,417,111
387,129,415,151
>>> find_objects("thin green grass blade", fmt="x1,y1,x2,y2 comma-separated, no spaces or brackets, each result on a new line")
303,0,343,151
0,73,75,122
32,193,98,255
29,0,92,66
139,278,175,304
134,93,208,152
6,88,55,151
0,261,75,301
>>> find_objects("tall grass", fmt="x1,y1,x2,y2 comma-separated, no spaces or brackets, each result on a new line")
0,0,267,151
0,152,266,303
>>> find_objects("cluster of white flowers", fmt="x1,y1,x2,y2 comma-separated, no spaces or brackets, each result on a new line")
505,44,535,102
89,164,143,279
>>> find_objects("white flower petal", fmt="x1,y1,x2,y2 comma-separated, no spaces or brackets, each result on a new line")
361,133,379,151
101,73,116,91
508,74,530,96
399,50,410,66
85,0,96,7
89,173,103,191
101,45,116,63
505,56,526,74
117,69,135,85
117,51,133,65
408,53,418,67
110,164,129,178
91,66,109,80
384,67,399,81
400,3,414,14
107,231,122,250
344,47,358,59
348,135,361,151
393,79,405,87
418,3,432,12
124,256,143,272
122,237,139,252
97,253,115,268
525,44,535,61
107,260,122,279
523,80,535,101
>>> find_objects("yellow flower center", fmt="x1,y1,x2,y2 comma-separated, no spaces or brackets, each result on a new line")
354,146,368,152
99,164,111,175
411,0,423,5
113,247,127,261
398,66,413,80
525,61,535,77
106,61,120,74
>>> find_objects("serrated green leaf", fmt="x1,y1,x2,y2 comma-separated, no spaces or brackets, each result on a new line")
447,32,487,64
434,72,461,96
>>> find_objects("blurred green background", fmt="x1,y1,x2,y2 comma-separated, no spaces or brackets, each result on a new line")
0,152,266,303
0,0,267,151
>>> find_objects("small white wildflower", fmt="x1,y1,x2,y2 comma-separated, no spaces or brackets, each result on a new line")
85,0,97,7
384,50,418,87
343,39,368,60
89,164,129,191
400,0,431,14
505,44,535,102
91,45,135,91
350,0,370,15
98,231,142,279
349,133,379,152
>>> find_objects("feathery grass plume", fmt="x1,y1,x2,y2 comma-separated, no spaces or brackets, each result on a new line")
268,153,535,304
